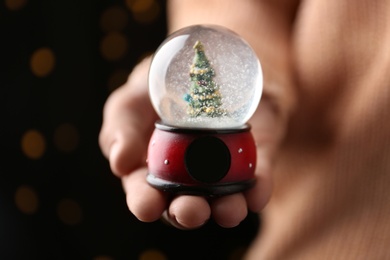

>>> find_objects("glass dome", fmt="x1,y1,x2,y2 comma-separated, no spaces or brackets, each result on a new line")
148,24,263,129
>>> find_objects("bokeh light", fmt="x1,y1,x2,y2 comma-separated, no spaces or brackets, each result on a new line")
30,47,55,77
100,32,128,61
139,249,167,260
100,6,129,32
15,185,39,214
126,0,160,24
21,129,46,159
5,0,27,10
57,199,83,226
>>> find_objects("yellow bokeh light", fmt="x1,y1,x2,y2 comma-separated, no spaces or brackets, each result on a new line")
5,0,27,10
57,199,83,226
30,47,55,77
53,123,79,153
15,185,39,214
126,0,160,24
129,0,154,13
139,249,167,260
100,6,129,32
21,129,46,159
100,32,128,61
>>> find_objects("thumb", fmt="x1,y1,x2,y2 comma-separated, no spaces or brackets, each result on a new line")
99,56,158,176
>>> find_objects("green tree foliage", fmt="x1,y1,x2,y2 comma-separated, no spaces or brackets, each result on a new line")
184,41,226,118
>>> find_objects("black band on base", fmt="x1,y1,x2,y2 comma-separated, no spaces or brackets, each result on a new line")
146,173,256,197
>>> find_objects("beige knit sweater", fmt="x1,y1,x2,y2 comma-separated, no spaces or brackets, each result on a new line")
168,0,390,259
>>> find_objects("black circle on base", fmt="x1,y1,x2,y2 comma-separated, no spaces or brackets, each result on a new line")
146,174,256,197
185,136,231,183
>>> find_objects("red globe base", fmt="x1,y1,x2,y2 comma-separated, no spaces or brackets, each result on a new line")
146,122,257,196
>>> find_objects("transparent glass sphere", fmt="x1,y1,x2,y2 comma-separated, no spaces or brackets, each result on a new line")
149,24,263,129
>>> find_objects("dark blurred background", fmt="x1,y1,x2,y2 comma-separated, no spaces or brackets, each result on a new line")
1,0,259,259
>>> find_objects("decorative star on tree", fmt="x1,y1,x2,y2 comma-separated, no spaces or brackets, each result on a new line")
184,41,226,118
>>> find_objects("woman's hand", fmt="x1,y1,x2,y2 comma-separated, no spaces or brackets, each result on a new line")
98,54,291,229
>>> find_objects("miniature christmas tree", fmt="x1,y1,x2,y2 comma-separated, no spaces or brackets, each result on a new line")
184,41,226,118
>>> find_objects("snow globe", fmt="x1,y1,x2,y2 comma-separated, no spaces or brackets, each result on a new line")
147,25,263,196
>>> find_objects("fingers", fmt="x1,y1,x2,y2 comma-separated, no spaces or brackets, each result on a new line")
99,57,158,176
123,173,212,229
161,193,249,229
166,196,211,229
122,167,168,222
211,193,248,228
124,182,251,229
